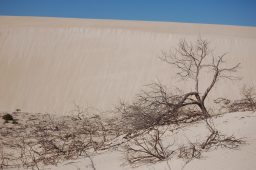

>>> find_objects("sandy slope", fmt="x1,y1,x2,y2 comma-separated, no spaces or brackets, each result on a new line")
0,16,256,114
44,111,256,170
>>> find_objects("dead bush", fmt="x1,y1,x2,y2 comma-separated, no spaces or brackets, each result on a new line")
0,112,108,169
118,83,205,133
216,86,256,113
178,143,201,160
124,128,174,164
229,85,256,112
201,129,244,150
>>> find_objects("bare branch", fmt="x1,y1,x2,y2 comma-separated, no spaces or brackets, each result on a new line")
161,38,240,116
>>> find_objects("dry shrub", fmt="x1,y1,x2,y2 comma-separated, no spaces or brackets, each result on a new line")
178,143,201,160
124,128,174,164
215,85,256,113
123,116,244,167
0,112,109,169
201,129,244,150
176,119,244,169
229,85,256,112
118,83,205,133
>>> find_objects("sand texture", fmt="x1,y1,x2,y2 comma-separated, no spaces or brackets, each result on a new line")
0,16,256,114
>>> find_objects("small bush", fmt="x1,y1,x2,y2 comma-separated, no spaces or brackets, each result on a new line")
2,113,14,123
217,86,256,113
124,128,174,164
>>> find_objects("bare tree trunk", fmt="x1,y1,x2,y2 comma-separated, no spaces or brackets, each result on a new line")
198,102,210,117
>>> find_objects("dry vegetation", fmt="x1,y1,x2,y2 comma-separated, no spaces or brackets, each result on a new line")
214,85,256,113
1,38,254,169
118,38,247,166
0,111,118,169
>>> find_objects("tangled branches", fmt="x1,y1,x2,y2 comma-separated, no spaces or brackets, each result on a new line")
0,112,114,169
124,128,174,164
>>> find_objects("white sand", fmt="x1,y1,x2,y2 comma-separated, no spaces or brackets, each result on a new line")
0,16,256,114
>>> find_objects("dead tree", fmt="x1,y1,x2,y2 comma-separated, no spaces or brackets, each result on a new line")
161,38,240,117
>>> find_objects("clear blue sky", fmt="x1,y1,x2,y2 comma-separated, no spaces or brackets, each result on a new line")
0,0,256,26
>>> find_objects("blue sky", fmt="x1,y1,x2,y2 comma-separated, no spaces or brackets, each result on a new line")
0,0,256,26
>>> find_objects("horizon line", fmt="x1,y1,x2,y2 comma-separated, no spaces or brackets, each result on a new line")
1,14,256,28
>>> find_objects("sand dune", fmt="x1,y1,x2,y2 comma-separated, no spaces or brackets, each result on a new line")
0,16,256,114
